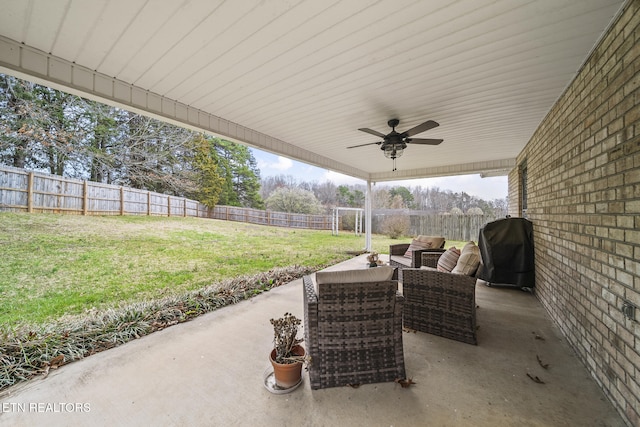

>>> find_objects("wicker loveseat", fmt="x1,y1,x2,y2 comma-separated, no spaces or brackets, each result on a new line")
401,242,482,345
389,236,446,270
302,267,406,389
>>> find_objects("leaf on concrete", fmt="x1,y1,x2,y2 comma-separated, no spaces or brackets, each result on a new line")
536,354,549,369
395,378,416,388
527,373,545,384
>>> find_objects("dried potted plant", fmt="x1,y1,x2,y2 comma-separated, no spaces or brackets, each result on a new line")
367,251,380,267
269,312,307,389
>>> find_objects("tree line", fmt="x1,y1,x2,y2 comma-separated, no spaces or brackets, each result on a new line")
1,73,506,216
260,175,508,217
0,74,263,208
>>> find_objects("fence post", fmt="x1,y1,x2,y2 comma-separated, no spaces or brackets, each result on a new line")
184,198,187,217
147,191,151,215
27,172,34,213
120,187,125,215
83,181,88,215
168,196,171,217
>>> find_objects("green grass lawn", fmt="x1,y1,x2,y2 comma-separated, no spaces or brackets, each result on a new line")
0,212,466,326
0,212,471,390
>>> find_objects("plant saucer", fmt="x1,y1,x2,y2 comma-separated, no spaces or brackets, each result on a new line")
263,367,303,394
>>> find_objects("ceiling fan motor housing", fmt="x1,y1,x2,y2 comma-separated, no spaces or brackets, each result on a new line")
380,141,407,151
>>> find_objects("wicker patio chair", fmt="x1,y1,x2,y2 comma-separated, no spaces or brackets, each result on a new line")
421,251,443,269
402,268,478,345
302,268,406,390
389,236,446,271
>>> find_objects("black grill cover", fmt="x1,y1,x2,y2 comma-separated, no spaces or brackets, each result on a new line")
477,217,535,288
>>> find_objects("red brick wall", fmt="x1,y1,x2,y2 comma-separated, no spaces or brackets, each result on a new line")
509,2,640,425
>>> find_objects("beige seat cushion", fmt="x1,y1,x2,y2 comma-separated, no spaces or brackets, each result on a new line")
451,241,481,276
403,235,445,258
390,255,411,267
315,266,395,285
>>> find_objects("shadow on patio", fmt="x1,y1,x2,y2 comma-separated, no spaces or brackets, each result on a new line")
0,255,625,426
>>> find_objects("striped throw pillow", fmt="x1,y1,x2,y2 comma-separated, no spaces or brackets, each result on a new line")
437,247,461,272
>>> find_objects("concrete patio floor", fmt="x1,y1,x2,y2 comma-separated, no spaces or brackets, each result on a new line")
0,255,626,427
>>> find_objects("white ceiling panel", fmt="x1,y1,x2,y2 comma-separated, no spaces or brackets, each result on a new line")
98,1,188,80
72,0,147,71
0,0,627,182
50,1,106,61
22,0,69,53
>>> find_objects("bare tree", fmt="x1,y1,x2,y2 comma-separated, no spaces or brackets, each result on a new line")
312,180,338,207
0,75,38,169
259,175,299,200
373,187,391,208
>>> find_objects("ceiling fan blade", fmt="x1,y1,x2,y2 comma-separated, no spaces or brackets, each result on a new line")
407,138,443,145
403,120,439,137
346,142,381,149
358,128,386,138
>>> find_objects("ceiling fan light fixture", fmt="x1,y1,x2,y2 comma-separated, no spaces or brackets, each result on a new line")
383,144,403,159
383,145,393,158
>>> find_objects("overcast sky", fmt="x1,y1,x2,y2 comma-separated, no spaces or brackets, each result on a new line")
251,149,508,201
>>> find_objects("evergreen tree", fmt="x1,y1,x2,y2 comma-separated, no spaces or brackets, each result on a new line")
188,134,224,207
34,86,66,174
84,101,119,183
336,185,365,208
389,186,414,208
211,138,263,208
231,146,264,209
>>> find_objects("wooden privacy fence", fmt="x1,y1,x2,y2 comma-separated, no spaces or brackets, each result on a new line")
210,205,331,229
0,166,201,217
0,166,332,230
0,166,499,237
371,210,500,242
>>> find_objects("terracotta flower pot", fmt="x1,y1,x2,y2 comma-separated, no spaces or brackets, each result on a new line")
269,345,305,388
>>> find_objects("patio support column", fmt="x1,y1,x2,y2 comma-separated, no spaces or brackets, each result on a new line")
365,180,372,252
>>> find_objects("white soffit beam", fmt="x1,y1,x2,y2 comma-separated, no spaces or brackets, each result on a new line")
370,158,516,182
